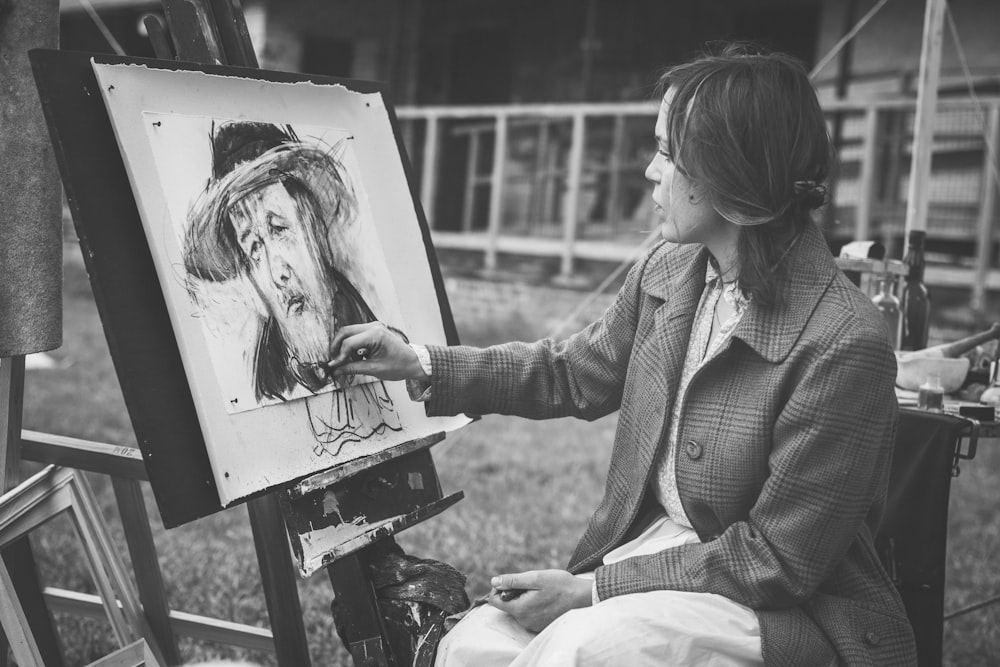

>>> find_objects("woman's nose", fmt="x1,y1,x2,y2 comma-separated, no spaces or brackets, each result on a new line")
645,156,659,184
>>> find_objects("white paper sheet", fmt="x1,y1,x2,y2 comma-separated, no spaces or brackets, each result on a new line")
92,62,470,506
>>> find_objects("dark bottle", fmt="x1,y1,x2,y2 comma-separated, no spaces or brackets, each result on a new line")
900,230,930,350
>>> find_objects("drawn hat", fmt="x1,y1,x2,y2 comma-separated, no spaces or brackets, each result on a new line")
182,121,355,283
210,121,296,180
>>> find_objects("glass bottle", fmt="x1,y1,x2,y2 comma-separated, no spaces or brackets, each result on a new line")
901,230,930,350
871,275,901,349
918,373,944,412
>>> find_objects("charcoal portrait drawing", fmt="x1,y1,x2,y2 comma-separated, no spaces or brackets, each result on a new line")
91,62,472,505
180,120,402,451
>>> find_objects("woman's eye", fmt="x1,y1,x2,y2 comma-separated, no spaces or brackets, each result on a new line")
657,149,673,162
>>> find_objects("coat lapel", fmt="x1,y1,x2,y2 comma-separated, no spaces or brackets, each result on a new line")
651,249,706,381
730,222,839,363
636,244,707,472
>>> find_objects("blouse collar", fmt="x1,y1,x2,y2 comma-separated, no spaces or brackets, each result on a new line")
705,262,750,313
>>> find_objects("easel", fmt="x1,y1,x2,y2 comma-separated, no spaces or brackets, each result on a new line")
23,1,465,664
147,3,467,663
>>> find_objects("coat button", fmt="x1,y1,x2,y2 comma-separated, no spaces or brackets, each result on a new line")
685,440,703,460
864,631,880,646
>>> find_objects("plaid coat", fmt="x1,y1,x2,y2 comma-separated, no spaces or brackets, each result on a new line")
425,222,917,665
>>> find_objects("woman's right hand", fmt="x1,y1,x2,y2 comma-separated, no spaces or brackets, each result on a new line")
326,322,427,382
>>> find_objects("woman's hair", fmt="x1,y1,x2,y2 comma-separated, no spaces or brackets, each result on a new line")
657,42,832,307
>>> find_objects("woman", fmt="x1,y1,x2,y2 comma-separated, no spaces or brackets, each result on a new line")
328,44,917,666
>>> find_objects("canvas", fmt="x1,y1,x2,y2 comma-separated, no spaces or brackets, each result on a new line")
92,62,469,505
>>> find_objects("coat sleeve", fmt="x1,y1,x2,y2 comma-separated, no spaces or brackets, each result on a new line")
594,321,898,609
421,244,663,422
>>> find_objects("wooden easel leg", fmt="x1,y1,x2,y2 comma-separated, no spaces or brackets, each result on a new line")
0,556,45,666
327,550,393,667
0,356,65,666
110,477,181,665
1,539,66,666
0,357,27,494
246,495,311,666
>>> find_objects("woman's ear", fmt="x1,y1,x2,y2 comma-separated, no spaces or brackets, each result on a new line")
686,179,709,205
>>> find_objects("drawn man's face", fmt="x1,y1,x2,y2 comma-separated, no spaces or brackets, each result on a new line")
230,181,338,364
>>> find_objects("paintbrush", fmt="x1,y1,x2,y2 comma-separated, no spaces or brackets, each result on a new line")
316,346,371,372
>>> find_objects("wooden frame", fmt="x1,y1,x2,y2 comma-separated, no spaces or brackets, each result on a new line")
87,640,161,667
0,465,164,666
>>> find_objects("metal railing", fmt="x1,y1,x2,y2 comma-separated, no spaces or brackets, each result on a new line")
397,97,1000,307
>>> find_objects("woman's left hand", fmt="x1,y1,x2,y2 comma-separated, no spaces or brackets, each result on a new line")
486,569,593,632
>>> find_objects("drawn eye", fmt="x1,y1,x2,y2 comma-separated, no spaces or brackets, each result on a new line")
269,220,288,236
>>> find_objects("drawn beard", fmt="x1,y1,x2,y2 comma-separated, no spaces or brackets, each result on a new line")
283,299,334,367
284,301,339,392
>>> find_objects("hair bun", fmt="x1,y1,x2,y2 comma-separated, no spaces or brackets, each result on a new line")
793,180,827,210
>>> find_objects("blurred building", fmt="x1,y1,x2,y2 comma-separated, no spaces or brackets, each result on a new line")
255,0,1000,104
263,0,823,105
60,0,1000,295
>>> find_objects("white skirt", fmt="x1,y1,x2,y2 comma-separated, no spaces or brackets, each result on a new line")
435,513,763,667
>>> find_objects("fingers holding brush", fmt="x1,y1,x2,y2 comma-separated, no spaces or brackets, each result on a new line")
327,322,426,381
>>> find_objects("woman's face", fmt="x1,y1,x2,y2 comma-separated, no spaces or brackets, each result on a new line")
645,92,729,246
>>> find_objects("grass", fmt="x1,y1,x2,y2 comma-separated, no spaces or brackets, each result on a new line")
15,257,1000,664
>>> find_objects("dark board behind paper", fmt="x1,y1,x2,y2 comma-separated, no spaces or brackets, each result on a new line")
31,49,219,527
30,49,459,527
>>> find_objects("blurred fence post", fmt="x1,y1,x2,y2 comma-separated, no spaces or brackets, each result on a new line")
856,106,880,241
485,113,508,273
607,114,626,227
972,105,1000,315
558,111,586,282
903,0,947,241
420,115,439,227
462,129,481,232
